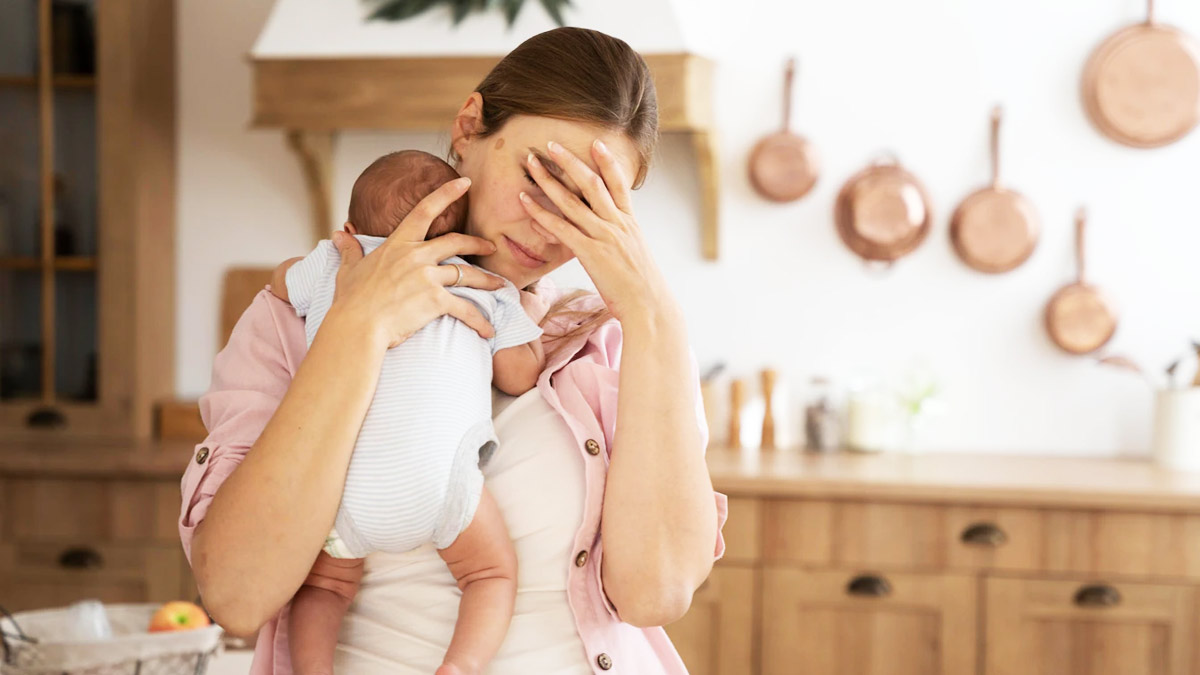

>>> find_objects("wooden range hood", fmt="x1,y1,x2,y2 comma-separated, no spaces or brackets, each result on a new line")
251,53,720,259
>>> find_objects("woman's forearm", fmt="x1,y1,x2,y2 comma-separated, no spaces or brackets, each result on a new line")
601,306,718,627
193,310,385,635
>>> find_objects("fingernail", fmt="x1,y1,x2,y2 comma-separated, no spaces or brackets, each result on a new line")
527,152,540,169
547,141,563,155
593,139,608,155
455,177,472,188
519,192,531,203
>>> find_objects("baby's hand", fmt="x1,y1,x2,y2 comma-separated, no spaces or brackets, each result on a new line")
518,289,551,324
270,257,304,304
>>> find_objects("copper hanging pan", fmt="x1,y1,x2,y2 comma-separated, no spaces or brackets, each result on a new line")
834,155,932,265
950,105,1040,274
1044,208,1118,355
748,57,819,202
1082,0,1200,148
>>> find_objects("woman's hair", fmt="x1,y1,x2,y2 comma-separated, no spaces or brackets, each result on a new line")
452,27,660,361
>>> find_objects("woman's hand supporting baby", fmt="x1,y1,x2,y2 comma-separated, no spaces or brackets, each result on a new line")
191,178,510,638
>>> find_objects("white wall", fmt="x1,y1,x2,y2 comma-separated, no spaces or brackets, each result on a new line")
177,0,1200,456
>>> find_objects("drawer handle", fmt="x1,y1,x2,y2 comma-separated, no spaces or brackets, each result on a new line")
58,547,104,570
961,522,1008,547
1074,584,1121,608
26,407,66,429
846,575,892,598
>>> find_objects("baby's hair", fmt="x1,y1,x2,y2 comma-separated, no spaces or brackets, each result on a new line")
348,150,467,239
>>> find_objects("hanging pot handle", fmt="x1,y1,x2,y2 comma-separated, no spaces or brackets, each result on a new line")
863,259,896,275
1074,207,1088,283
990,105,1003,188
782,57,797,133
872,150,902,167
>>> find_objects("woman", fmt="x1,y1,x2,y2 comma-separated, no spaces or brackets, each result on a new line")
179,27,728,673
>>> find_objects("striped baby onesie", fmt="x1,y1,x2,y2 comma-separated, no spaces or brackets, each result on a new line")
285,235,543,556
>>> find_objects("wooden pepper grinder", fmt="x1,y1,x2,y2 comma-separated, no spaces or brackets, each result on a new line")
1193,341,1200,387
728,378,745,449
761,369,777,450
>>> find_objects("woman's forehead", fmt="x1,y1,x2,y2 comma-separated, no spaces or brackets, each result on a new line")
501,115,640,177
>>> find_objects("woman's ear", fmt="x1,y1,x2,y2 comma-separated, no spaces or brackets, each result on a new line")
451,92,485,160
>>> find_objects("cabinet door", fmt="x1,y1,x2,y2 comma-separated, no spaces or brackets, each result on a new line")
984,576,1194,675
664,564,755,675
0,541,186,612
762,567,975,675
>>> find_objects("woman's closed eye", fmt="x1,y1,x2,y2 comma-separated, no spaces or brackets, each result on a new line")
524,168,591,208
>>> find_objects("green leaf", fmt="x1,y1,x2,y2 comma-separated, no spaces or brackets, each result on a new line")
366,0,440,22
451,0,472,24
364,0,568,26
500,0,523,26
539,0,570,26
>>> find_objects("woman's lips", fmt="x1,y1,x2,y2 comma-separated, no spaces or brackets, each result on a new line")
505,236,545,268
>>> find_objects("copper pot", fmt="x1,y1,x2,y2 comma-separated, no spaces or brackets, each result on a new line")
950,106,1040,274
748,57,819,202
1044,208,1119,355
834,156,933,264
1082,0,1200,148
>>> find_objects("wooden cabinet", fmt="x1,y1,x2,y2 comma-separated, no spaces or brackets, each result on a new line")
0,448,198,612
0,0,175,442
0,541,191,612
762,567,975,675
667,449,1200,674
984,576,1195,675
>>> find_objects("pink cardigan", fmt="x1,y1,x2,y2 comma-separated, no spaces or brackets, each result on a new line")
177,279,728,674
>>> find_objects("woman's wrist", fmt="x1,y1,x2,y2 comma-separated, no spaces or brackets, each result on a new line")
319,303,391,355
619,294,686,343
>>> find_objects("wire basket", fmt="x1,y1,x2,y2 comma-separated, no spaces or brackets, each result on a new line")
0,603,223,675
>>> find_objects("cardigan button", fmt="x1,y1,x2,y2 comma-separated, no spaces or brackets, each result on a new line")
584,439,601,455
575,550,588,567
596,653,612,670
195,447,210,465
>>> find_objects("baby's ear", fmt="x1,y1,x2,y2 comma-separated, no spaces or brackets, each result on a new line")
342,222,358,235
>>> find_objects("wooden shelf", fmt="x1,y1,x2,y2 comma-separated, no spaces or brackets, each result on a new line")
0,256,97,271
0,74,96,89
251,53,719,259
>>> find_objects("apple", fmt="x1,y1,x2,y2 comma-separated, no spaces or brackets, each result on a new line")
148,601,211,632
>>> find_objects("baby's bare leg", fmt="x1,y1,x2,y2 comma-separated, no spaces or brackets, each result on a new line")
288,552,365,675
435,487,517,675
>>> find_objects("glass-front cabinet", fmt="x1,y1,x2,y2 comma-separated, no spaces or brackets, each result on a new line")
0,0,175,442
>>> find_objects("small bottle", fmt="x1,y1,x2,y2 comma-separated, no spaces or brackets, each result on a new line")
804,377,840,452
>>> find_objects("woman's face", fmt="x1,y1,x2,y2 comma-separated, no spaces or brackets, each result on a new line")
452,102,641,289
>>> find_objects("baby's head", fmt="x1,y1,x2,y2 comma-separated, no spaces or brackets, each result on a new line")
347,150,467,239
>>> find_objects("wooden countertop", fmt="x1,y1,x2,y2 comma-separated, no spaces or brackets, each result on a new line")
706,446,1200,512
0,439,196,479
6,440,1200,512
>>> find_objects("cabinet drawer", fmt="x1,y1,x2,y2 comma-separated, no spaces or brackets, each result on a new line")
3,477,181,543
765,498,1200,579
0,541,192,612
984,575,1195,675
761,566,976,675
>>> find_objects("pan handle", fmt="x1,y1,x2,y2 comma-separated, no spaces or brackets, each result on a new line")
782,57,797,133
1075,207,1088,283
990,105,1003,188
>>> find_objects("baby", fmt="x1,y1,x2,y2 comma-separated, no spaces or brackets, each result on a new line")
270,150,547,675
